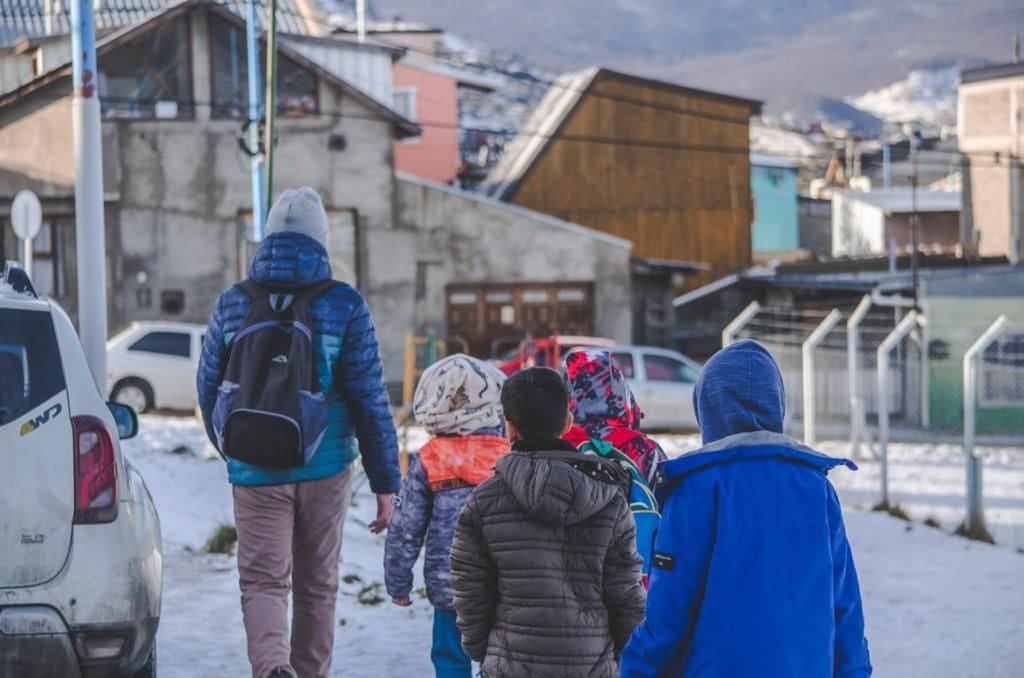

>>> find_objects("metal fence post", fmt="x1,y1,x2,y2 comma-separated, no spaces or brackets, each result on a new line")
802,309,843,446
722,301,761,348
847,295,872,457
963,315,1007,537
876,311,921,508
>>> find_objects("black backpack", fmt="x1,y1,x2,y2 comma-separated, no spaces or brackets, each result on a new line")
211,279,336,469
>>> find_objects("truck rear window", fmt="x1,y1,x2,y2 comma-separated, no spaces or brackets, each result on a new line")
0,309,66,427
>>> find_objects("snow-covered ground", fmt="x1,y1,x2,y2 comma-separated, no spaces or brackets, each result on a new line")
126,417,1024,677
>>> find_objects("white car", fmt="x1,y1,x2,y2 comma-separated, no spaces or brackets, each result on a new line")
0,263,162,677
107,322,205,413
607,345,703,431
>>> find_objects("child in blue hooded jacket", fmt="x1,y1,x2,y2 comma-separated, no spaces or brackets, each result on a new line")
621,340,872,678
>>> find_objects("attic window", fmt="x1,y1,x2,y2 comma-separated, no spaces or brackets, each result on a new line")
98,16,192,119
209,14,319,119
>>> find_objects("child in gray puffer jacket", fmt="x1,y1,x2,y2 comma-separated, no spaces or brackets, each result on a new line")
384,355,510,678
450,367,646,678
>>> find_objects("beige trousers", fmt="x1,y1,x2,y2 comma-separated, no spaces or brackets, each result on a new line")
233,469,354,678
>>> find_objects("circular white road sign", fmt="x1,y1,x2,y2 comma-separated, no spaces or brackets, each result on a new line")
11,190,42,241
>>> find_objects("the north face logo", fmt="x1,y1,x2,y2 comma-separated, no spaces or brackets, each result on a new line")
272,355,289,364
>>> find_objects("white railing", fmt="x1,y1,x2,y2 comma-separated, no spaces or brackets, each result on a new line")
963,315,1008,537
803,308,843,446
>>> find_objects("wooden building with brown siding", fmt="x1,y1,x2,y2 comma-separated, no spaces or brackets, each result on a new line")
484,67,762,291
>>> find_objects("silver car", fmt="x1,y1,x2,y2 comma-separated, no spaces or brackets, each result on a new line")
608,345,702,431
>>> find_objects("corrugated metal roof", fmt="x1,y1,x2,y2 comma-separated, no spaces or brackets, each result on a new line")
835,188,961,214
0,0,324,45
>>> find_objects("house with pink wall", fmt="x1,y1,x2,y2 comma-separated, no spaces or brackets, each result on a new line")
392,60,462,184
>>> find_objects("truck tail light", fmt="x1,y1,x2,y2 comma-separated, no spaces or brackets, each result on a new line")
72,416,118,524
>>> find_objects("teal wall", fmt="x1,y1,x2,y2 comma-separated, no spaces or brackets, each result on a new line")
751,162,799,252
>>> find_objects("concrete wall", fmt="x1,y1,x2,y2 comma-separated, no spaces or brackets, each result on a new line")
751,162,799,252
832,193,884,256
108,82,396,330
959,75,1024,261
390,173,633,379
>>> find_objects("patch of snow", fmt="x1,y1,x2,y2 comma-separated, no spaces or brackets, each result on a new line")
130,417,1024,675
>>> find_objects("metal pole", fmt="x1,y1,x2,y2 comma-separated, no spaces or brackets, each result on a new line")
963,316,1007,534
263,0,279,215
803,309,842,446
910,135,920,311
722,301,760,348
847,295,872,457
246,0,266,241
21,238,32,280
918,309,930,429
71,0,108,391
876,311,920,507
882,143,891,189
356,0,367,42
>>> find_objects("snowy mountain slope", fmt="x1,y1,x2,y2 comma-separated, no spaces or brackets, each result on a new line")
365,0,1024,115
851,64,963,130
129,416,1024,676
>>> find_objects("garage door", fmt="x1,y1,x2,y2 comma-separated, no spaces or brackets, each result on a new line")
446,282,595,357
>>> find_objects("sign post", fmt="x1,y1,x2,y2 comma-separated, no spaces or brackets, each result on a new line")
11,190,42,279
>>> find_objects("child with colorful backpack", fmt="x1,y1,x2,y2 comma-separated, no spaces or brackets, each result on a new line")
561,349,667,582
384,354,510,678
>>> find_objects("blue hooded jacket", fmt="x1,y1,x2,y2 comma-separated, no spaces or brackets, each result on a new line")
196,231,400,492
621,340,871,678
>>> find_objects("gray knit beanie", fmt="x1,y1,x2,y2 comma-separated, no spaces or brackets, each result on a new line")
265,187,329,248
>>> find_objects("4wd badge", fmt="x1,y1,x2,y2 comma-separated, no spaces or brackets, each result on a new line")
19,403,63,437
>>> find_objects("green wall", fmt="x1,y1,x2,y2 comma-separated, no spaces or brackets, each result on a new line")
928,296,1024,434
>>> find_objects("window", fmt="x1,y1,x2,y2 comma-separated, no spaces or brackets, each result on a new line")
209,14,318,118
643,354,699,384
0,309,66,427
612,352,635,380
129,331,191,358
981,333,1024,407
0,218,71,299
99,16,192,119
393,87,417,121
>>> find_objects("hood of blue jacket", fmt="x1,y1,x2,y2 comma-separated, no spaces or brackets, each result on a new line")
249,231,332,289
694,339,786,445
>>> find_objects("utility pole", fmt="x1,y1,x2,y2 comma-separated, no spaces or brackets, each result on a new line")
909,129,920,311
263,0,279,214
71,0,108,390
245,0,266,240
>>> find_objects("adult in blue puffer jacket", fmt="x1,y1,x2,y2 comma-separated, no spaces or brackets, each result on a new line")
197,188,400,678
621,340,871,678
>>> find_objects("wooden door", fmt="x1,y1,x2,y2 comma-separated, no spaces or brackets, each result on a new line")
445,282,595,358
